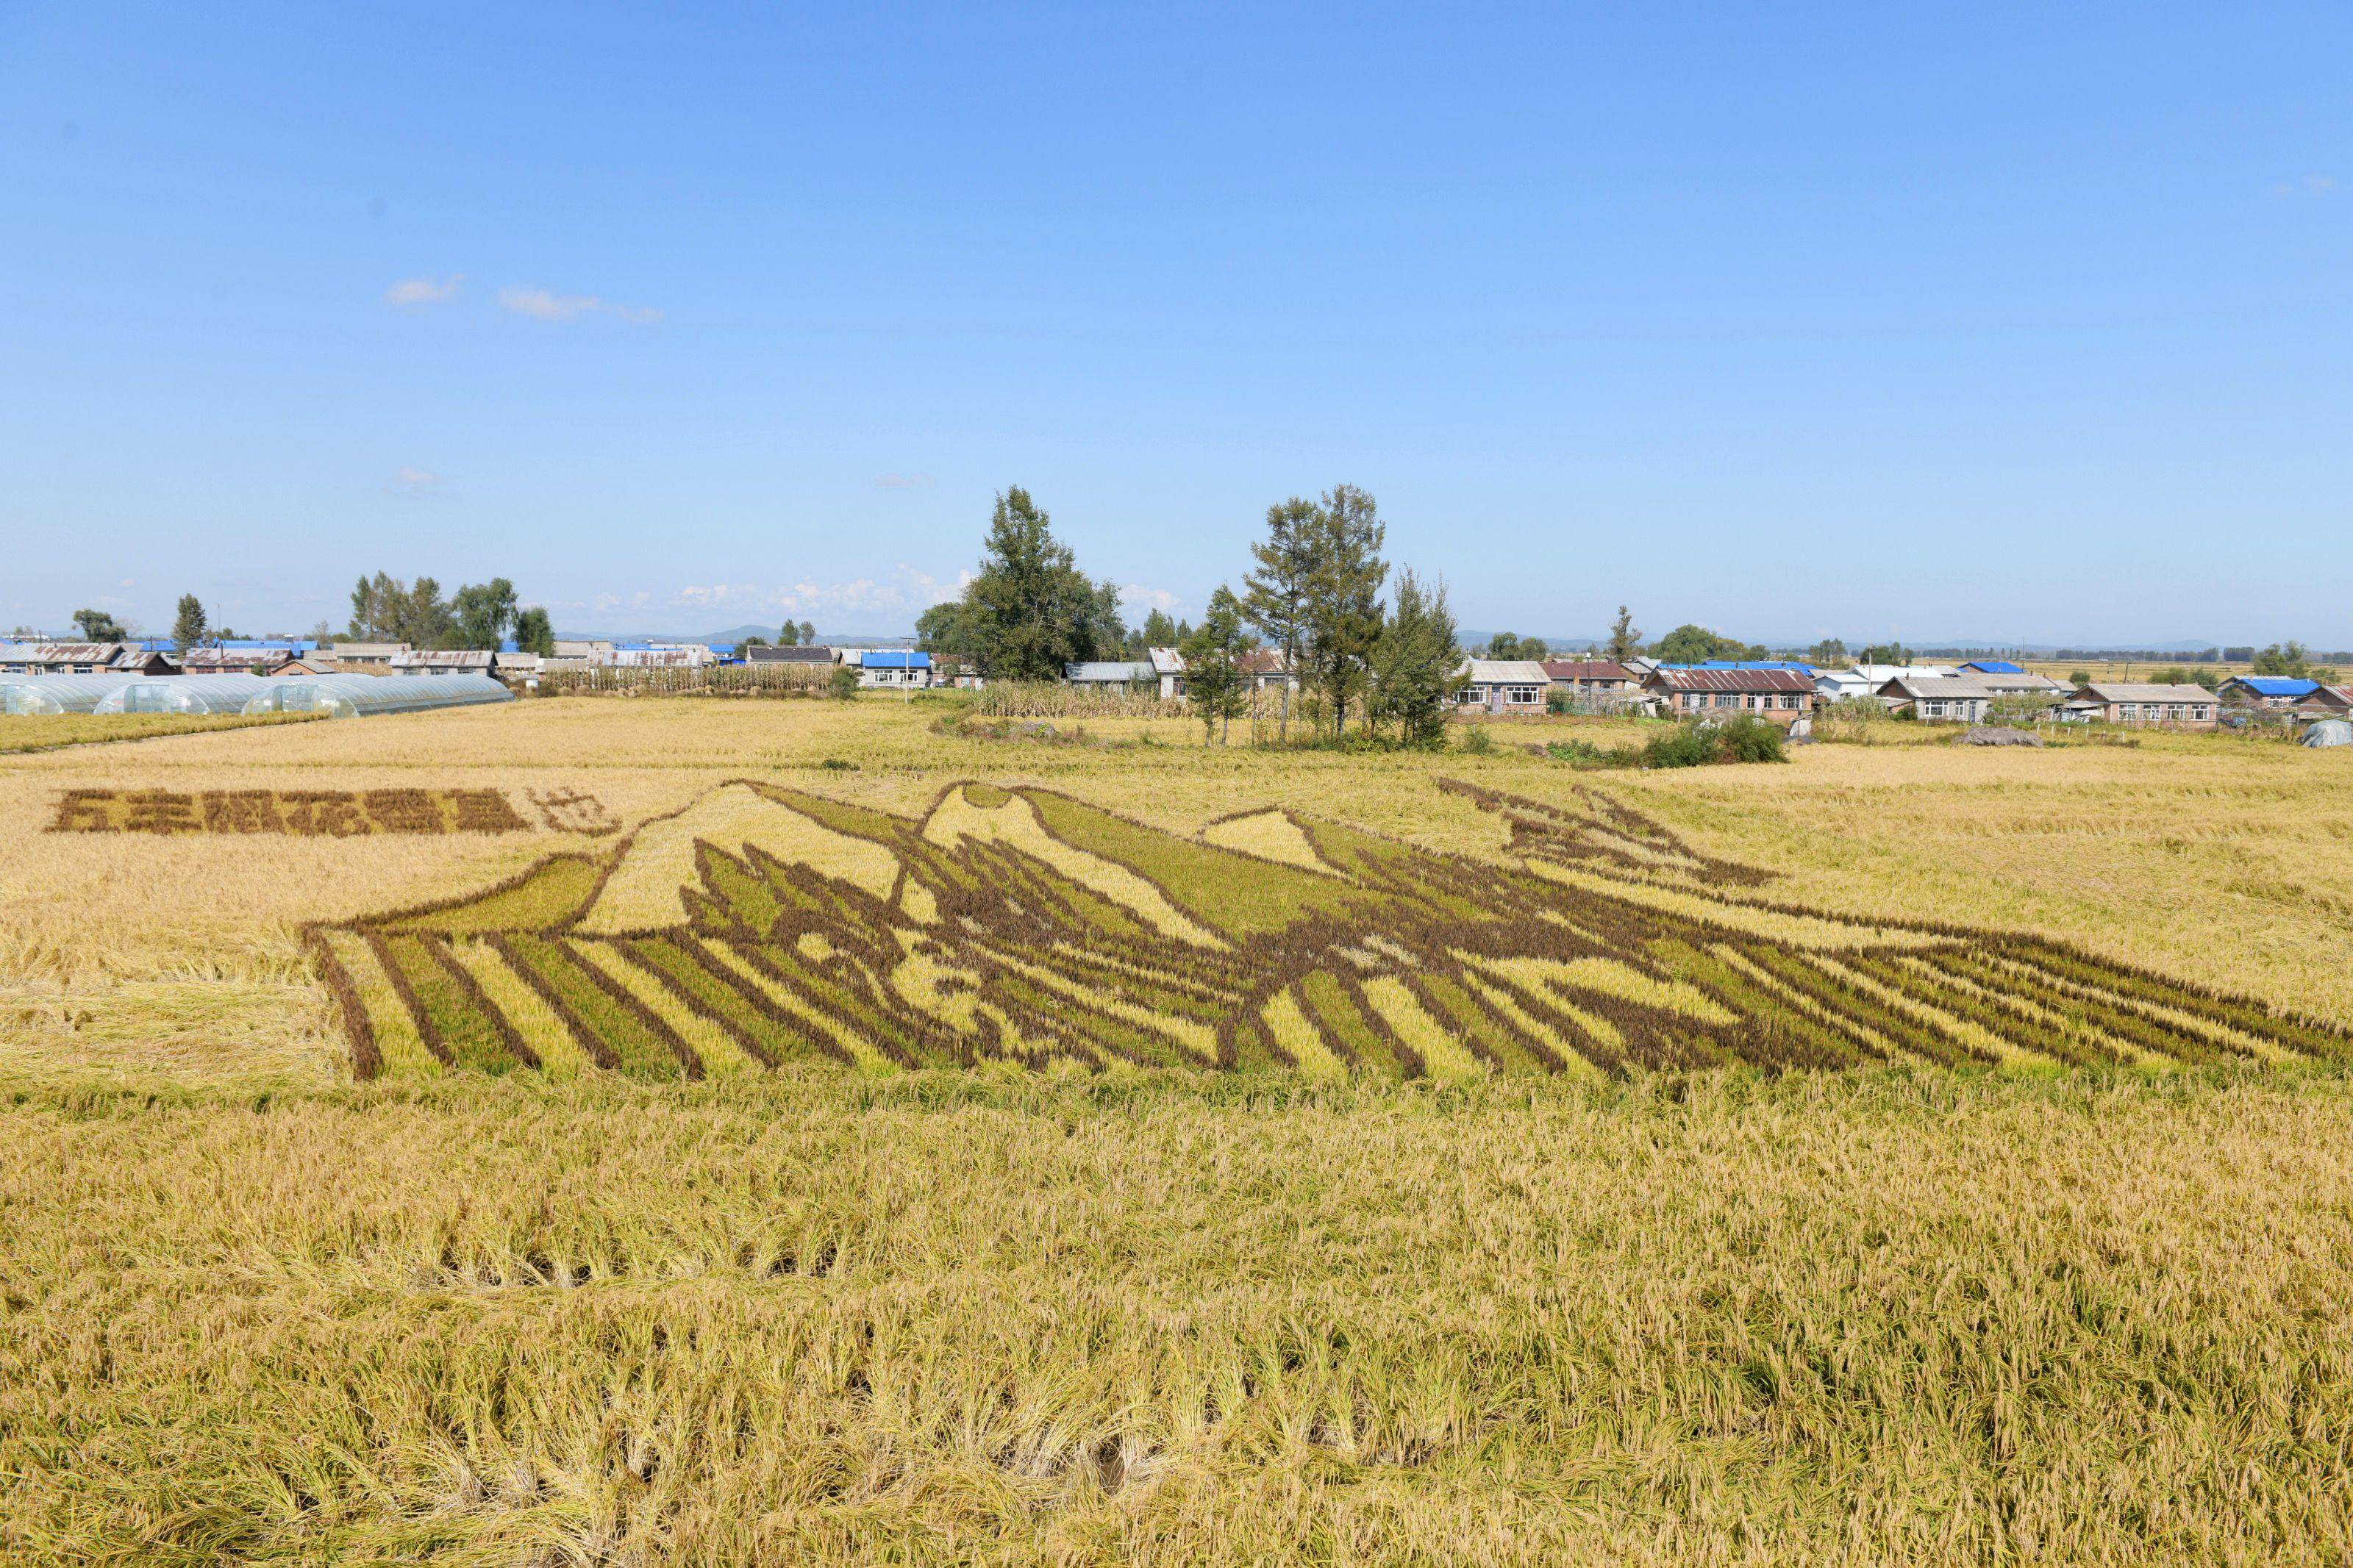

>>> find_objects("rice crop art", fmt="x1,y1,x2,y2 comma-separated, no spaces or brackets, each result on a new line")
307,778,2351,1081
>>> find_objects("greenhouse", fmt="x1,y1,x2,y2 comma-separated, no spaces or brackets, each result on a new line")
239,674,514,718
90,677,305,715
0,675,139,715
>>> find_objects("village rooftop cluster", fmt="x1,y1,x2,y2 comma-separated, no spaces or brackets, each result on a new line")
12,633,2353,732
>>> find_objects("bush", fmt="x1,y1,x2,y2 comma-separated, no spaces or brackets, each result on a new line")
1638,717,1787,770
1714,713,1788,763
1456,724,1495,756
827,666,861,701
1640,725,1719,769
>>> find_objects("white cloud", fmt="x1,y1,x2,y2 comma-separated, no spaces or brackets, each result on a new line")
2272,175,2338,196
1119,584,1189,618
872,473,937,490
498,286,663,323
384,274,462,307
386,466,444,498
660,565,969,620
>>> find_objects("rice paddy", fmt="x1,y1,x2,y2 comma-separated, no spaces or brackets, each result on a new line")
314,774,2346,1081
7,696,2353,1562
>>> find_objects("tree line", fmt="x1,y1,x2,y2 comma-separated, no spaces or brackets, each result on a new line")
346,573,554,656
917,484,1459,746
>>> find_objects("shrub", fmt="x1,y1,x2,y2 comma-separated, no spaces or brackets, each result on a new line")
1455,724,1495,756
827,665,861,701
1640,724,1719,770
1638,717,1786,770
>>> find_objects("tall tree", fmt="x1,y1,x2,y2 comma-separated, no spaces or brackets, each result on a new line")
171,595,208,652
451,578,520,650
513,606,556,658
396,577,455,649
1242,497,1319,741
1480,631,1547,660
1805,637,1849,667
1371,569,1459,748
349,572,407,640
916,487,1124,681
1604,606,1641,663
1178,586,1255,745
1650,623,1744,664
2252,642,2312,679
71,608,126,641
1300,484,1388,737
1136,608,1179,655
777,620,801,646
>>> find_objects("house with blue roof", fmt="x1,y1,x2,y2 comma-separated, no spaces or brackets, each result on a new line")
1959,659,2027,675
858,648,932,688
2218,676,2348,713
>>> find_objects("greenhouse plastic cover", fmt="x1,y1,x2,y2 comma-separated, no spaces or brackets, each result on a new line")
0,675,141,715
2305,720,2352,749
240,673,513,717
90,676,310,715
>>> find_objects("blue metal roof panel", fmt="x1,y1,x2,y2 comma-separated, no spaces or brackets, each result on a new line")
2238,677,2318,696
860,650,930,668
1961,660,2027,673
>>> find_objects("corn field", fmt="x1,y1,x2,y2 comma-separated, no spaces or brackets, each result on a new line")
539,664,835,698
969,681,1190,720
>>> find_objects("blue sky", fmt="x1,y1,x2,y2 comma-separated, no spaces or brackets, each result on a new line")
4,2,2347,645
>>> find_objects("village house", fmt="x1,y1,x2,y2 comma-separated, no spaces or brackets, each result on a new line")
1064,659,1158,690
390,648,498,676
2061,683,2219,728
179,647,293,675
1813,663,1960,704
1643,667,1817,726
1871,673,2050,723
0,642,178,676
2298,685,2353,715
858,649,932,688
2218,676,2319,709
1451,659,1552,716
1149,646,1187,700
324,640,408,670
746,644,834,667
1236,650,1296,692
1540,659,1637,694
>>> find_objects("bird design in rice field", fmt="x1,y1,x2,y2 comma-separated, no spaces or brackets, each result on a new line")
311,778,2349,1079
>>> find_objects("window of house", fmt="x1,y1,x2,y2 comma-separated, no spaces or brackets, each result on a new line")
1454,689,1479,706
1507,686,1540,705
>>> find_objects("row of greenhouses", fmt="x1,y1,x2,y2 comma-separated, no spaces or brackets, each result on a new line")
0,673,514,717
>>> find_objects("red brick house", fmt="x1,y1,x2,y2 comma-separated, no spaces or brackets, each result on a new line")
1640,667,1816,726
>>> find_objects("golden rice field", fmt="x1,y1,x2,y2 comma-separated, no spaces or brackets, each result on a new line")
6,696,2353,1563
